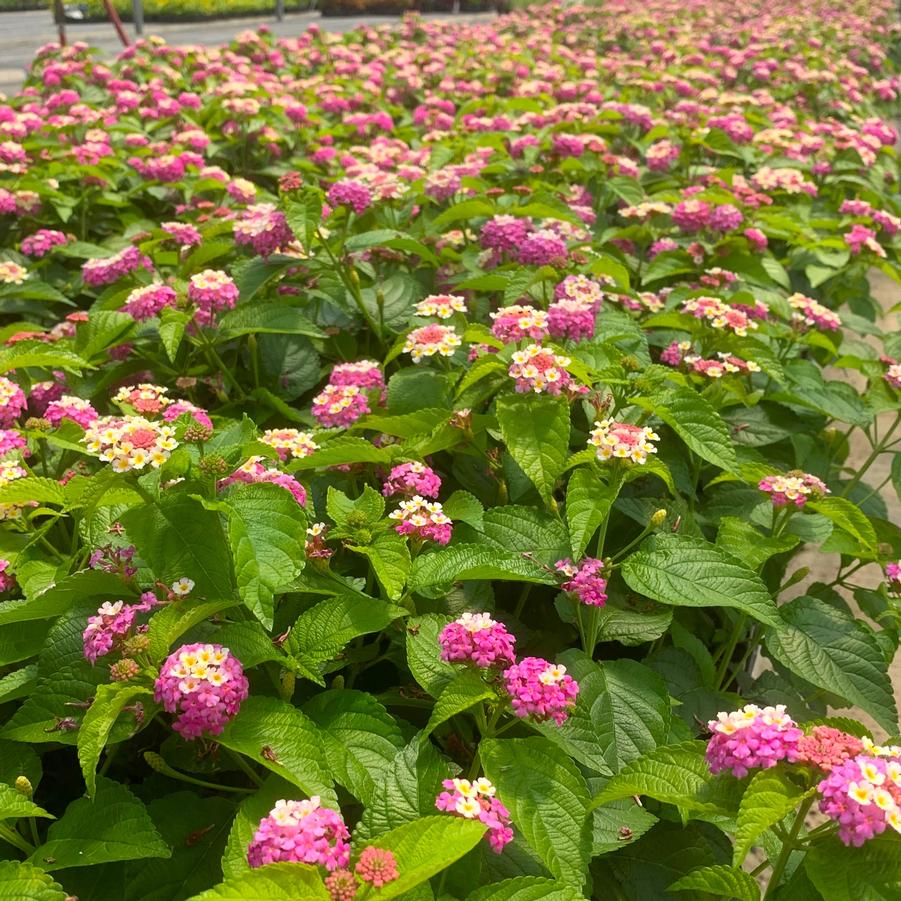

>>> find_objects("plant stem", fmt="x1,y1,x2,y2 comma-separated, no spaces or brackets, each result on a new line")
841,412,900,498
0,823,33,854
715,613,746,691
227,749,264,787
513,584,532,620
764,797,813,898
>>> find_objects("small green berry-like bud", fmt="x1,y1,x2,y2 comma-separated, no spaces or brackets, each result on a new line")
621,355,641,372
184,425,214,443
650,509,667,527
14,776,32,797
199,454,230,477
122,634,150,655
110,658,140,682
144,751,168,773
25,417,51,432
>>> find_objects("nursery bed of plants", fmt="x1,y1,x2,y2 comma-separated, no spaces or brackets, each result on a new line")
0,0,899,898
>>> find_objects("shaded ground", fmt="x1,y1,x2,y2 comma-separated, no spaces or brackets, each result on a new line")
0,8,496,95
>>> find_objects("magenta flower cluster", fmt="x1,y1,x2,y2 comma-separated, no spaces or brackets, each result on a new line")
382,461,442,499
154,643,249,740
758,471,828,507
435,778,514,853
311,360,384,428
502,657,580,726
438,612,516,668
187,269,239,326
0,377,26,427
82,245,152,287
556,557,608,606
247,797,351,870
705,704,802,778
82,594,157,664
219,456,307,506
122,284,178,321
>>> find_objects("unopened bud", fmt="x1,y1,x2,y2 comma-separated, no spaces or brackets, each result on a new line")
122,634,149,655
25,417,51,432
650,509,667,528
110,658,140,682
199,454,229,477
184,424,214,443
175,376,197,390
621,355,640,372
144,751,167,773
348,268,360,286
14,776,32,797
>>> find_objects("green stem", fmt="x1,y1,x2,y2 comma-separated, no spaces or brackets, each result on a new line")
227,749,264,787
27,817,40,848
715,614,747,691
764,797,814,898
841,412,900,498
0,823,33,854
513,584,532,620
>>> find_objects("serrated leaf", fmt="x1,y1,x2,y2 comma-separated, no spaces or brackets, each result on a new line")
411,544,556,592
290,436,398,470
733,770,809,866
0,476,66,507
467,876,588,901
497,394,570,505
0,342,85,374
362,817,486,900
30,777,169,871
219,483,307,628
218,303,325,338
0,570,131,625
0,861,69,901
591,796,658,856
715,517,798,569
406,613,456,696
347,532,410,600
565,468,616,558
536,652,671,776
358,737,453,839
158,308,191,362
78,683,154,797
804,833,901,901
0,784,52,822
443,490,485,528
423,668,496,740
476,505,571,567
645,385,737,472
481,737,591,887
289,593,407,670
764,595,898,733
148,599,237,663
669,864,760,900
621,534,781,626
326,485,385,529
303,689,404,805
123,495,234,600
214,696,335,804
808,496,877,555
590,741,741,816
184,862,328,901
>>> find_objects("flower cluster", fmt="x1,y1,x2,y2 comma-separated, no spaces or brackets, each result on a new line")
556,557,608,607
439,612,516,668
403,324,462,362
490,305,549,342
305,522,333,560
83,417,178,472
589,419,659,464
706,704,803,778
219,457,306,506
311,384,370,429
82,246,151,287
247,797,351,869
502,657,579,726
818,755,901,846
388,496,452,544
83,595,156,664
436,778,514,853
154,643,249,740
415,294,468,319
508,344,574,395
233,203,294,256
0,377,26,427
259,428,318,461
796,726,866,773
758,471,829,507
382,461,442,498
354,847,400,888
45,396,98,429
788,293,842,331
329,360,386,399
187,269,239,326
113,384,172,415
122,284,178,321
20,229,69,258
681,297,757,336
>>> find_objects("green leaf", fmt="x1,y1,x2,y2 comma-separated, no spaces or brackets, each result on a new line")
716,518,798,569
290,436,397,470
423,668,496,740
621,534,781,627
219,483,307,629
147,599,237,663
0,570,130,625
0,342,85,374
443,490,485,528
410,544,556,592
405,614,456,696
733,770,809,866
0,784,52,822
764,595,898,734
497,394,570,505
347,532,411,601
481,737,591,887
123,495,234,600
0,477,66,507
288,594,407,671
366,818,487,899
804,833,901,901
476,505,571,567
808,496,878,555
326,485,385,530
358,738,453,838
432,199,495,229
218,303,325,338
591,796,658,856
590,741,741,816
467,876,588,901
30,777,169,871
669,864,760,900
214,696,335,804
302,689,405,806
184,862,328,901
565,468,616,558
0,861,69,901
78,683,154,797
157,308,193,361
645,386,737,472
536,652,671,776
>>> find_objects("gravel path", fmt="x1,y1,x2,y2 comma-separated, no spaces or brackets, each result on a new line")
0,8,496,95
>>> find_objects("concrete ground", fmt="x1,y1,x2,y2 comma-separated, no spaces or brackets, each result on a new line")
0,8,496,95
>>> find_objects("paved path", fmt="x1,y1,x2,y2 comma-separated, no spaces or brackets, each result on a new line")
0,8,496,95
